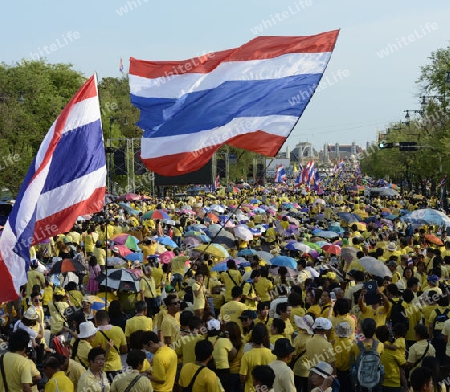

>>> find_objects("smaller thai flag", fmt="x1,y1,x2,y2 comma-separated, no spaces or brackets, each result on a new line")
274,165,287,183
438,174,447,188
119,58,124,73
294,172,303,187
212,174,220,191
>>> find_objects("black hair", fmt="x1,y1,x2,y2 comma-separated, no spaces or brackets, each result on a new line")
361,318,376,338
402,288,414,304
129,330,145,350
288,292,303,307
393,323,407,338
142,331,159,344
135,301,147,313
95,310,109,323
231,285,243,298
410,367,433,392
43,356,61,370
88,347,106,362
126,350,146,370
252,365,275,389
195,339,214,362
333,298,350,316
8,330,30,352
257,302,269,311
180,310,194,328
188,316,203,332
108,300,123,319
276,302,290,315
164,294,178,307
251,323,269,346
271,318,286,334
414,324,429,339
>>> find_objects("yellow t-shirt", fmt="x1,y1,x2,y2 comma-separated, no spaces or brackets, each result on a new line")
290,307,306,332
219,300,247,328
192,282,206,310
174,334,203,365
305,335,336,368
74,339,92,369
171,256,189,276
210,336,233,369
68,290,83,308
45,371,74,392
161,313,180,346
220,270,242,302
43,286,53,306
360,305,389,328
239,347,276,392
26,269,44,297
152,267,164,296
0,352,32,391
333,337,353,371
307,304,322,318
48,301,69,335
66,359,85,391
125,315,153,338
140,276,156,298
242,282,257,310
151,346,178,392
93,247,106,267
83,234,95,253
381,345,406,388
110,369,153,392
179,362,224,392
77,369,110,392
92,326,127,371
270,333,285,346
254,278,273,302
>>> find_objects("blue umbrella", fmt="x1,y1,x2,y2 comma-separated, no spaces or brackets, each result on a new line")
237,249,257,256
212,262,229,272
401,208,450,226
269,256,297,269
125,253,143,262
154,236,178,248
312,229,340,239
250,199,261,204
337,212,361,223
118,203,139,216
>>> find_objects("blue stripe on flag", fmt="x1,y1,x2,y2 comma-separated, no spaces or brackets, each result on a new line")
42,120,106,192
132,73,322,137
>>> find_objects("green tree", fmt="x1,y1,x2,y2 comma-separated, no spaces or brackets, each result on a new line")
0,60,85,193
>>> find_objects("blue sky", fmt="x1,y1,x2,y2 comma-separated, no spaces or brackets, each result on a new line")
3,0,450,152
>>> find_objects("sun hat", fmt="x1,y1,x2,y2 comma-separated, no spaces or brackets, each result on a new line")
272,338,295,357
335,321,352,338
207,318,221,331
312,317,332,331
294,315,314,335
386,242,397,252
23,308,39,320
78,321,98,339
112,246,119,253
310,361,333,378
133,260,141,268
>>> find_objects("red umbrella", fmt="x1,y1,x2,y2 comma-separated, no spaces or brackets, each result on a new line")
425,234,443,246
322,244,341,255
112,245,133,257
207,212,219,223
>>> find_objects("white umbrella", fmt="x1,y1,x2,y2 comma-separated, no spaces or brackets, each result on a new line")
359,257,392,277
234,225,253,241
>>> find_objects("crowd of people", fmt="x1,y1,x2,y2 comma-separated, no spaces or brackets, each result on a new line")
0,185,449,392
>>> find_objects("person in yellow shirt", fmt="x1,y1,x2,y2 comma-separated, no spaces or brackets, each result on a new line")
240,324,276,392
77,346,110,392
270,318,286,345
358,286,390,328
26,261,45,298
93,240,106,272
333,322,354,392
110,350,154,392
219,286,247,330
140,265,157,317
125,301,153,342
92,311,128,383
42,356,74,392
143,330,178,392
161,294,181,347
254,272,273,303
220,260,243,302
179,339,225,392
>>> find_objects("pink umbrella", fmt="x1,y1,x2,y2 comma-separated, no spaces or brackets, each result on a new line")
159,251,175,264
117,193,141,201
111,233,130,245
112,245,133,257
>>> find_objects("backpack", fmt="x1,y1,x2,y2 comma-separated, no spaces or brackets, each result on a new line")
432,308,450,340
389,299,409,331
351,340,384,390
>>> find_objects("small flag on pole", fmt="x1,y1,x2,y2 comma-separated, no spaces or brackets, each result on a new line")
119,58,124,73
212,174,220,191
438,174,447,188
274,165,287,183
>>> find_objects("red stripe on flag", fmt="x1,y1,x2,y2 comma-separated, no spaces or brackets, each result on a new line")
0,256,18,302
130,30,339,78
141,131,285,176
32,186,106,246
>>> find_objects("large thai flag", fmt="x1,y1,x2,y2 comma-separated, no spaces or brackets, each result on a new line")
129,30,339,176
0,75,106,302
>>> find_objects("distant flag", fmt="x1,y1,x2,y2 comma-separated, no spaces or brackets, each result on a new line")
336,159,344,172
0,75,106,302
212,174,220,191
119,58,124,73
307,161,315,183
293,163,298,173
129,30,340,176
294,171,303,187
274,165,287,183
438,174,447,188
355,164,361,176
